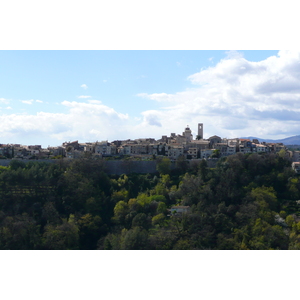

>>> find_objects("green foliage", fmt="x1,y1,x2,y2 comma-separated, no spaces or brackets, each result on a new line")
156,157,171,175
132,213,151,230
157,202,167,214
150,195,166,203
121,227,149,250
250,186,278,211
113,201,129,225
152,213,166,226
0,152,299,250
211,149,220,158
136,193,151,207
0,166,8,173
9,160,26,170
42,221,79,250
176,156,188,173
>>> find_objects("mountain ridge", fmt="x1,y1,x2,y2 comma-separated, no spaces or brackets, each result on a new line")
240,135,300,145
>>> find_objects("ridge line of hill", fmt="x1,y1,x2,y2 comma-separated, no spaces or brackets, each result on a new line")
240,135,300,145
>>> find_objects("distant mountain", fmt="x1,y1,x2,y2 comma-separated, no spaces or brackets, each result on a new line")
240,135,300,145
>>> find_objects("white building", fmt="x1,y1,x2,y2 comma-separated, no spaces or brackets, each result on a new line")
170,206,190,214
292,162,300,174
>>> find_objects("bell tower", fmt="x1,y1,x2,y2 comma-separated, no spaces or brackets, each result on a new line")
198,123,203,139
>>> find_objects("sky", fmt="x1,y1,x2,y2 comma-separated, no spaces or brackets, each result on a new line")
2,50,300,147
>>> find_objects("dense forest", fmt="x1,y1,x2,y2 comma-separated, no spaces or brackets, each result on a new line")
1,151,300,250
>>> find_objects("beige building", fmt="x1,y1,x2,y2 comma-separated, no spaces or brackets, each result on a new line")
165,145,184,159
239,145,252,153
95,142,117,155
208,135,222,147
187,147,198,159
292,151,300,162
182,126,193,143
118,144,131,155
130,144,148,155
255,144,268,153
225,146,236,156
215,143,229,156
188,140,210,151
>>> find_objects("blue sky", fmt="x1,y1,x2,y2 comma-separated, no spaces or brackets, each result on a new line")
1,50,206,115
0,50,278,115
3,50,300,147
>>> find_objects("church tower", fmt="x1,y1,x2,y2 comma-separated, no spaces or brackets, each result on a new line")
183,125,193,143
198,123,203,139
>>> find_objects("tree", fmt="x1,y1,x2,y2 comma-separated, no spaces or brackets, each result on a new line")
9,160,26,170
132,213,151,230
211,149,220,158
113,201,129,225
278,149,286,158
176,155,188,173
78,214,104,249
156,157,171,175
42,221,79,250
198,159,208,181
121,227,148,250
152,213,166,227
251,186,278,212
157,202,167,214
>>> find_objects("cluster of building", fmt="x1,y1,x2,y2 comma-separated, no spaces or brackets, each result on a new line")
1,123,300,167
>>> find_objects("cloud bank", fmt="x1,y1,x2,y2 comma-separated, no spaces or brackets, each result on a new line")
0,100,129,144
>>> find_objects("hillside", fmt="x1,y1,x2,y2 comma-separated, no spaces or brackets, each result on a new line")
1,154,300,250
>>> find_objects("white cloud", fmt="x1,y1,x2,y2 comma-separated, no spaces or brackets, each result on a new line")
0,100,130,145
0,98,9,104
81,84,88,89
21,99,43,104
136,50,300,139
87,100,102,104
77,95,91,99
137,92,176,102
6,107,12,110
21,99,34,105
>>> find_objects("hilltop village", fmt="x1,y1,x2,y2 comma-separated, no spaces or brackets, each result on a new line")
1,123,300,164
